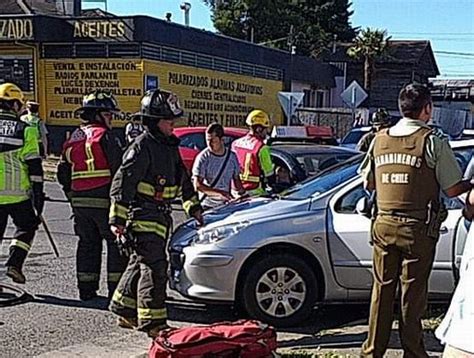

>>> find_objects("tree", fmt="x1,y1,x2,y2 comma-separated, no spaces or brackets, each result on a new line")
202,0,356,57
347,28,391,91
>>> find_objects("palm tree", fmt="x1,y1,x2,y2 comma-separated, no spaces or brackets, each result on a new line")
347,28,391,92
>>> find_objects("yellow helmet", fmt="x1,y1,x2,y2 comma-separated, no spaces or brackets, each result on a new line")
246,109,270,128
0,83,25,104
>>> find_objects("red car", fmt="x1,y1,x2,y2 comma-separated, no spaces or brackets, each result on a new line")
174,127,248,171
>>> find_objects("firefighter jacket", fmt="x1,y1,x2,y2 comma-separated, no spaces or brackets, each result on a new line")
0,109,43,205
232,133,274,191
373,127,439,215
57,124,123,209
109,129,201,235
21,113,48,151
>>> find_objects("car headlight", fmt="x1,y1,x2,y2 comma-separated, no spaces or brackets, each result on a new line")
191,221,249,245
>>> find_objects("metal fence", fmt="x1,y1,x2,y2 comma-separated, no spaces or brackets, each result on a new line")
293,107,364,139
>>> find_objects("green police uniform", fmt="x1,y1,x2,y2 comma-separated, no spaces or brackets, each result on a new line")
356,131,376,152
359,117,462,358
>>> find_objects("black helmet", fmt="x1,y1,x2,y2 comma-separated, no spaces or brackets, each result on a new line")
76,90,120,114
138,89,183,120
371,108,390,126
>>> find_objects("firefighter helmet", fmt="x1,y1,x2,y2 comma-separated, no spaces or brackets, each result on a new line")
138,89,183,120
76,90,120,113
0,83,25,105
371,108,390,126
246,109,270,128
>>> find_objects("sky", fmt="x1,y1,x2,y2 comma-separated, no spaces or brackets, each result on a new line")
83,0,474,79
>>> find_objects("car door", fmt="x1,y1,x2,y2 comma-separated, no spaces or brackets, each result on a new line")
328,177,460,294
327,177,373,290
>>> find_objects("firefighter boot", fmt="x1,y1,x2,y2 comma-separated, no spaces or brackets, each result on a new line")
117,316,138,329
146,324,170,338
6,266,26,284
79,290,98,301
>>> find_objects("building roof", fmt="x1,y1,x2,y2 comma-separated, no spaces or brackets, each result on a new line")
0,0,58,15
325,40,440,76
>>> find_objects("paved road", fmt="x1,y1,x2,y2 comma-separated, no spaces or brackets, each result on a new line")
0,182,445,357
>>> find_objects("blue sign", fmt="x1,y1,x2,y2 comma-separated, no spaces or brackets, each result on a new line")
145,75,159,91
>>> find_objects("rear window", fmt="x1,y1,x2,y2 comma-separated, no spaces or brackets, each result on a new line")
294,153,356,176
341,130,366,145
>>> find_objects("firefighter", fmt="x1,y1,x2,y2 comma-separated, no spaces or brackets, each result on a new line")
356,108,391,152
20,100,49,157
232,109,276,195
0,83,44,284
108,89,203,338
57,90,127,301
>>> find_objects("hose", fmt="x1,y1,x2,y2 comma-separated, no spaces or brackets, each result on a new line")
0,283,33,307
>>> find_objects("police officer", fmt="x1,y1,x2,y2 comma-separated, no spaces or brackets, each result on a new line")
0,83,44,284
108,89,203,338
356,108,391,152
20,100,49,157
232,109,275,195
359,83,472,358
57,90,127,301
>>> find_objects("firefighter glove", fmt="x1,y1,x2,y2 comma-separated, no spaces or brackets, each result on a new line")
115,231,136,257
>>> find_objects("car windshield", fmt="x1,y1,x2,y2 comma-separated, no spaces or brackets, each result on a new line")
281,155,362,200
341,130,367,145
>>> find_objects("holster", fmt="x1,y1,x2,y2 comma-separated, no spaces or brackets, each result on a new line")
426,200,448,239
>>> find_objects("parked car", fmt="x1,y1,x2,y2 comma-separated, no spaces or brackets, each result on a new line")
168,141,474,327
270,143,360,186
174,127,248,171
340,126,371,149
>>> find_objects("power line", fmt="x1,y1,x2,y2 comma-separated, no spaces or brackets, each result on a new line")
435,51,474,56
391,31,474,35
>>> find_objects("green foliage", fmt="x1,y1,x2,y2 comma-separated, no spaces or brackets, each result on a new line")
347,28,391,60
202,0,356,57
346,28,391,91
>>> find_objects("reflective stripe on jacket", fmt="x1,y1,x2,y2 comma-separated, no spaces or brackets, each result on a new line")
63,124,111,192
0,110,40,204
232,133,264,190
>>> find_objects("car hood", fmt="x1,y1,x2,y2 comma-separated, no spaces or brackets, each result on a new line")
170,196,309,249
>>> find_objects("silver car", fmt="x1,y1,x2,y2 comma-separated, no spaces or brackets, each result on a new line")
169,143,473,327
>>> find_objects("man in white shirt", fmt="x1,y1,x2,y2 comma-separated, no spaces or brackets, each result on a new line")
192,123,246,210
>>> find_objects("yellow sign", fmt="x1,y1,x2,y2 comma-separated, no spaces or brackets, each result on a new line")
42,58,283,127
42,59,143,126
0,19,33,40
144,60,283,127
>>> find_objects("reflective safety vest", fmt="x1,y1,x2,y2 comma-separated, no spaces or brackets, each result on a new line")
63,125,111,192
232,133,264,191
0,111,39,204
20,114,41,141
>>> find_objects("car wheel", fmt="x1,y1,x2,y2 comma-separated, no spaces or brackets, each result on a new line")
241,253,317,327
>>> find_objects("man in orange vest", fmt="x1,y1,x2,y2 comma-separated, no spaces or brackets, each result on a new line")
57,90,127,301
232,109,275,195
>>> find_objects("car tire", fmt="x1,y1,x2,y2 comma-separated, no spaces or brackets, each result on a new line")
241,253,317,327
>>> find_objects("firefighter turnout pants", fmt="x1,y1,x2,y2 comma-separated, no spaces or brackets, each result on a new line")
109,214,169,332
1,200,40,270
73,206,128,297
361,214,437,358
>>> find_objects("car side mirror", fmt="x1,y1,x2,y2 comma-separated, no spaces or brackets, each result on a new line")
356,196,372,218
